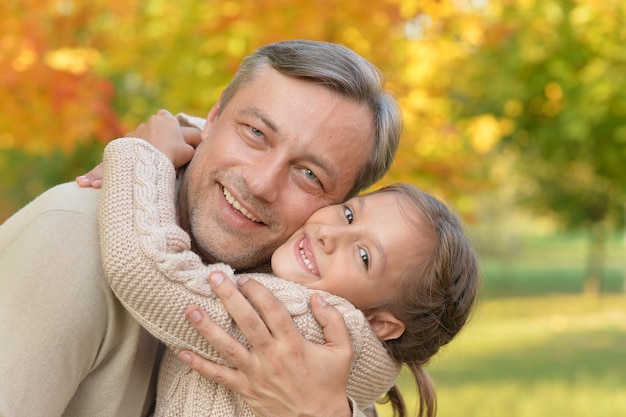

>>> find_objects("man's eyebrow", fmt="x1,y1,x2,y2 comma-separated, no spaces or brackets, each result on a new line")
239,106,278,133
358,196,386,274
303,152,338,188
239,106,339,190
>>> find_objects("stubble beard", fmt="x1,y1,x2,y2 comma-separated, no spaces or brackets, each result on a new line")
188,203,277,271
183,167,282,271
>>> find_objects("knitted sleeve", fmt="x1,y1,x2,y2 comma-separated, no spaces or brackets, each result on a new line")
98,137,400,408
99,137,239,365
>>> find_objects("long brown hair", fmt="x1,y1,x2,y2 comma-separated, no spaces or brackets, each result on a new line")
365,184,479,417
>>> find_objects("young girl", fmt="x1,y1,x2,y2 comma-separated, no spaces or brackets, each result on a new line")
98,131,478,417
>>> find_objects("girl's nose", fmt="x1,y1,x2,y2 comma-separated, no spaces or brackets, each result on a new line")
316,224,344,254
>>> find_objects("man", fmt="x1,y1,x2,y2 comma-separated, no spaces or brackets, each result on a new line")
0,40,401,417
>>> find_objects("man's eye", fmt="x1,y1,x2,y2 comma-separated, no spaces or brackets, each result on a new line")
304,168,317,181
250,126,263,137
359,248,369,267
343,206,354,224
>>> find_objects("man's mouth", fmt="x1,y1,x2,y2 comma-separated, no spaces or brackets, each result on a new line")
222,187,261,223
298,239,319,275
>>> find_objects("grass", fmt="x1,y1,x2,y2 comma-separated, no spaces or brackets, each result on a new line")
376,230,626,417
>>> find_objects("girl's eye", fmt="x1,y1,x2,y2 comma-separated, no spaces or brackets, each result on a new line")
343,206,354,224
304,168,317,181
359,248,370,267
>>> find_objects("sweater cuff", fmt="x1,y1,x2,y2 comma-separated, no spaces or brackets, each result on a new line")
351,400,378,417
176,113,206,130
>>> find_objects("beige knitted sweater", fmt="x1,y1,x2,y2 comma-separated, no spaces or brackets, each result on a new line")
98,137,400,417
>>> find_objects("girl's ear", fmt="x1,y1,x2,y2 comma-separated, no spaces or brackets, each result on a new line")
366,311,406,341
201,98,222,140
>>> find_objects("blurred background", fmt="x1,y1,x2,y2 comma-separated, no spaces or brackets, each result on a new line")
1,0,624,415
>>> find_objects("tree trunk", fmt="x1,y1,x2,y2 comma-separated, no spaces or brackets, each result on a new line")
623,216,626,293
584,221,606,295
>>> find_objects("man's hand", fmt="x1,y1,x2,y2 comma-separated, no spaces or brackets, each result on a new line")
178,272,354,417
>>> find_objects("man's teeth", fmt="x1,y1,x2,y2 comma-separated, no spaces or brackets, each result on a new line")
299,241,316,273
223,188,260,223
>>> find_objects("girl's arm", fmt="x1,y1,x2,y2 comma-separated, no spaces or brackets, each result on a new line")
99,135,240,365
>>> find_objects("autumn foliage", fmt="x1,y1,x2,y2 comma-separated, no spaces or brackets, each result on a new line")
1,1,126,153
1,0,488,221
2,0,625,292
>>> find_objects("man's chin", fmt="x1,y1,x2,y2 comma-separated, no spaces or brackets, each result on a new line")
195,242,273,272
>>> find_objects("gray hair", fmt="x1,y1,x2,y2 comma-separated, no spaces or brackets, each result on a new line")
219,40,402,198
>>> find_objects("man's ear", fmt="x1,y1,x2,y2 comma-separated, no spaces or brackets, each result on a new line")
201,99,222,140
366,311,405,341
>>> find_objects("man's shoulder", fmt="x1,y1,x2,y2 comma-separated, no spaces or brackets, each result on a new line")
1,182,101,230
30,181,100,216
0,182,103,274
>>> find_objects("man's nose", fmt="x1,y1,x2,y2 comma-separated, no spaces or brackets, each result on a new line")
245,156,285,203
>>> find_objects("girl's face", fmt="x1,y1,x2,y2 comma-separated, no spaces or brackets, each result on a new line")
271,192,428,310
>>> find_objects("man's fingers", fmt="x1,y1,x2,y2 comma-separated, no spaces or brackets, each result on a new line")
310,294,353,355
207,272,273,348
178,350,244,391
184,304,250,368
236,276,301,341
183,277,355,417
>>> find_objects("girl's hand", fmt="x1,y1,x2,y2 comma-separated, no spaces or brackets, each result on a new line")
76,109,201,188
76,164,104,189
126,109,196,169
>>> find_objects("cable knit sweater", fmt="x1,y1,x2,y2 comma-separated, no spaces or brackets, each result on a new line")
98,137,400,417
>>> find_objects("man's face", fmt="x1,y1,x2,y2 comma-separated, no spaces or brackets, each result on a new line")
179,65,375,269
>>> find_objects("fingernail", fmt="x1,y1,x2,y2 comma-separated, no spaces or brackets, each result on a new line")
209,272,224,285
188,310,202,323
315,294,328,307
180,352,192,364
237,276,250,286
